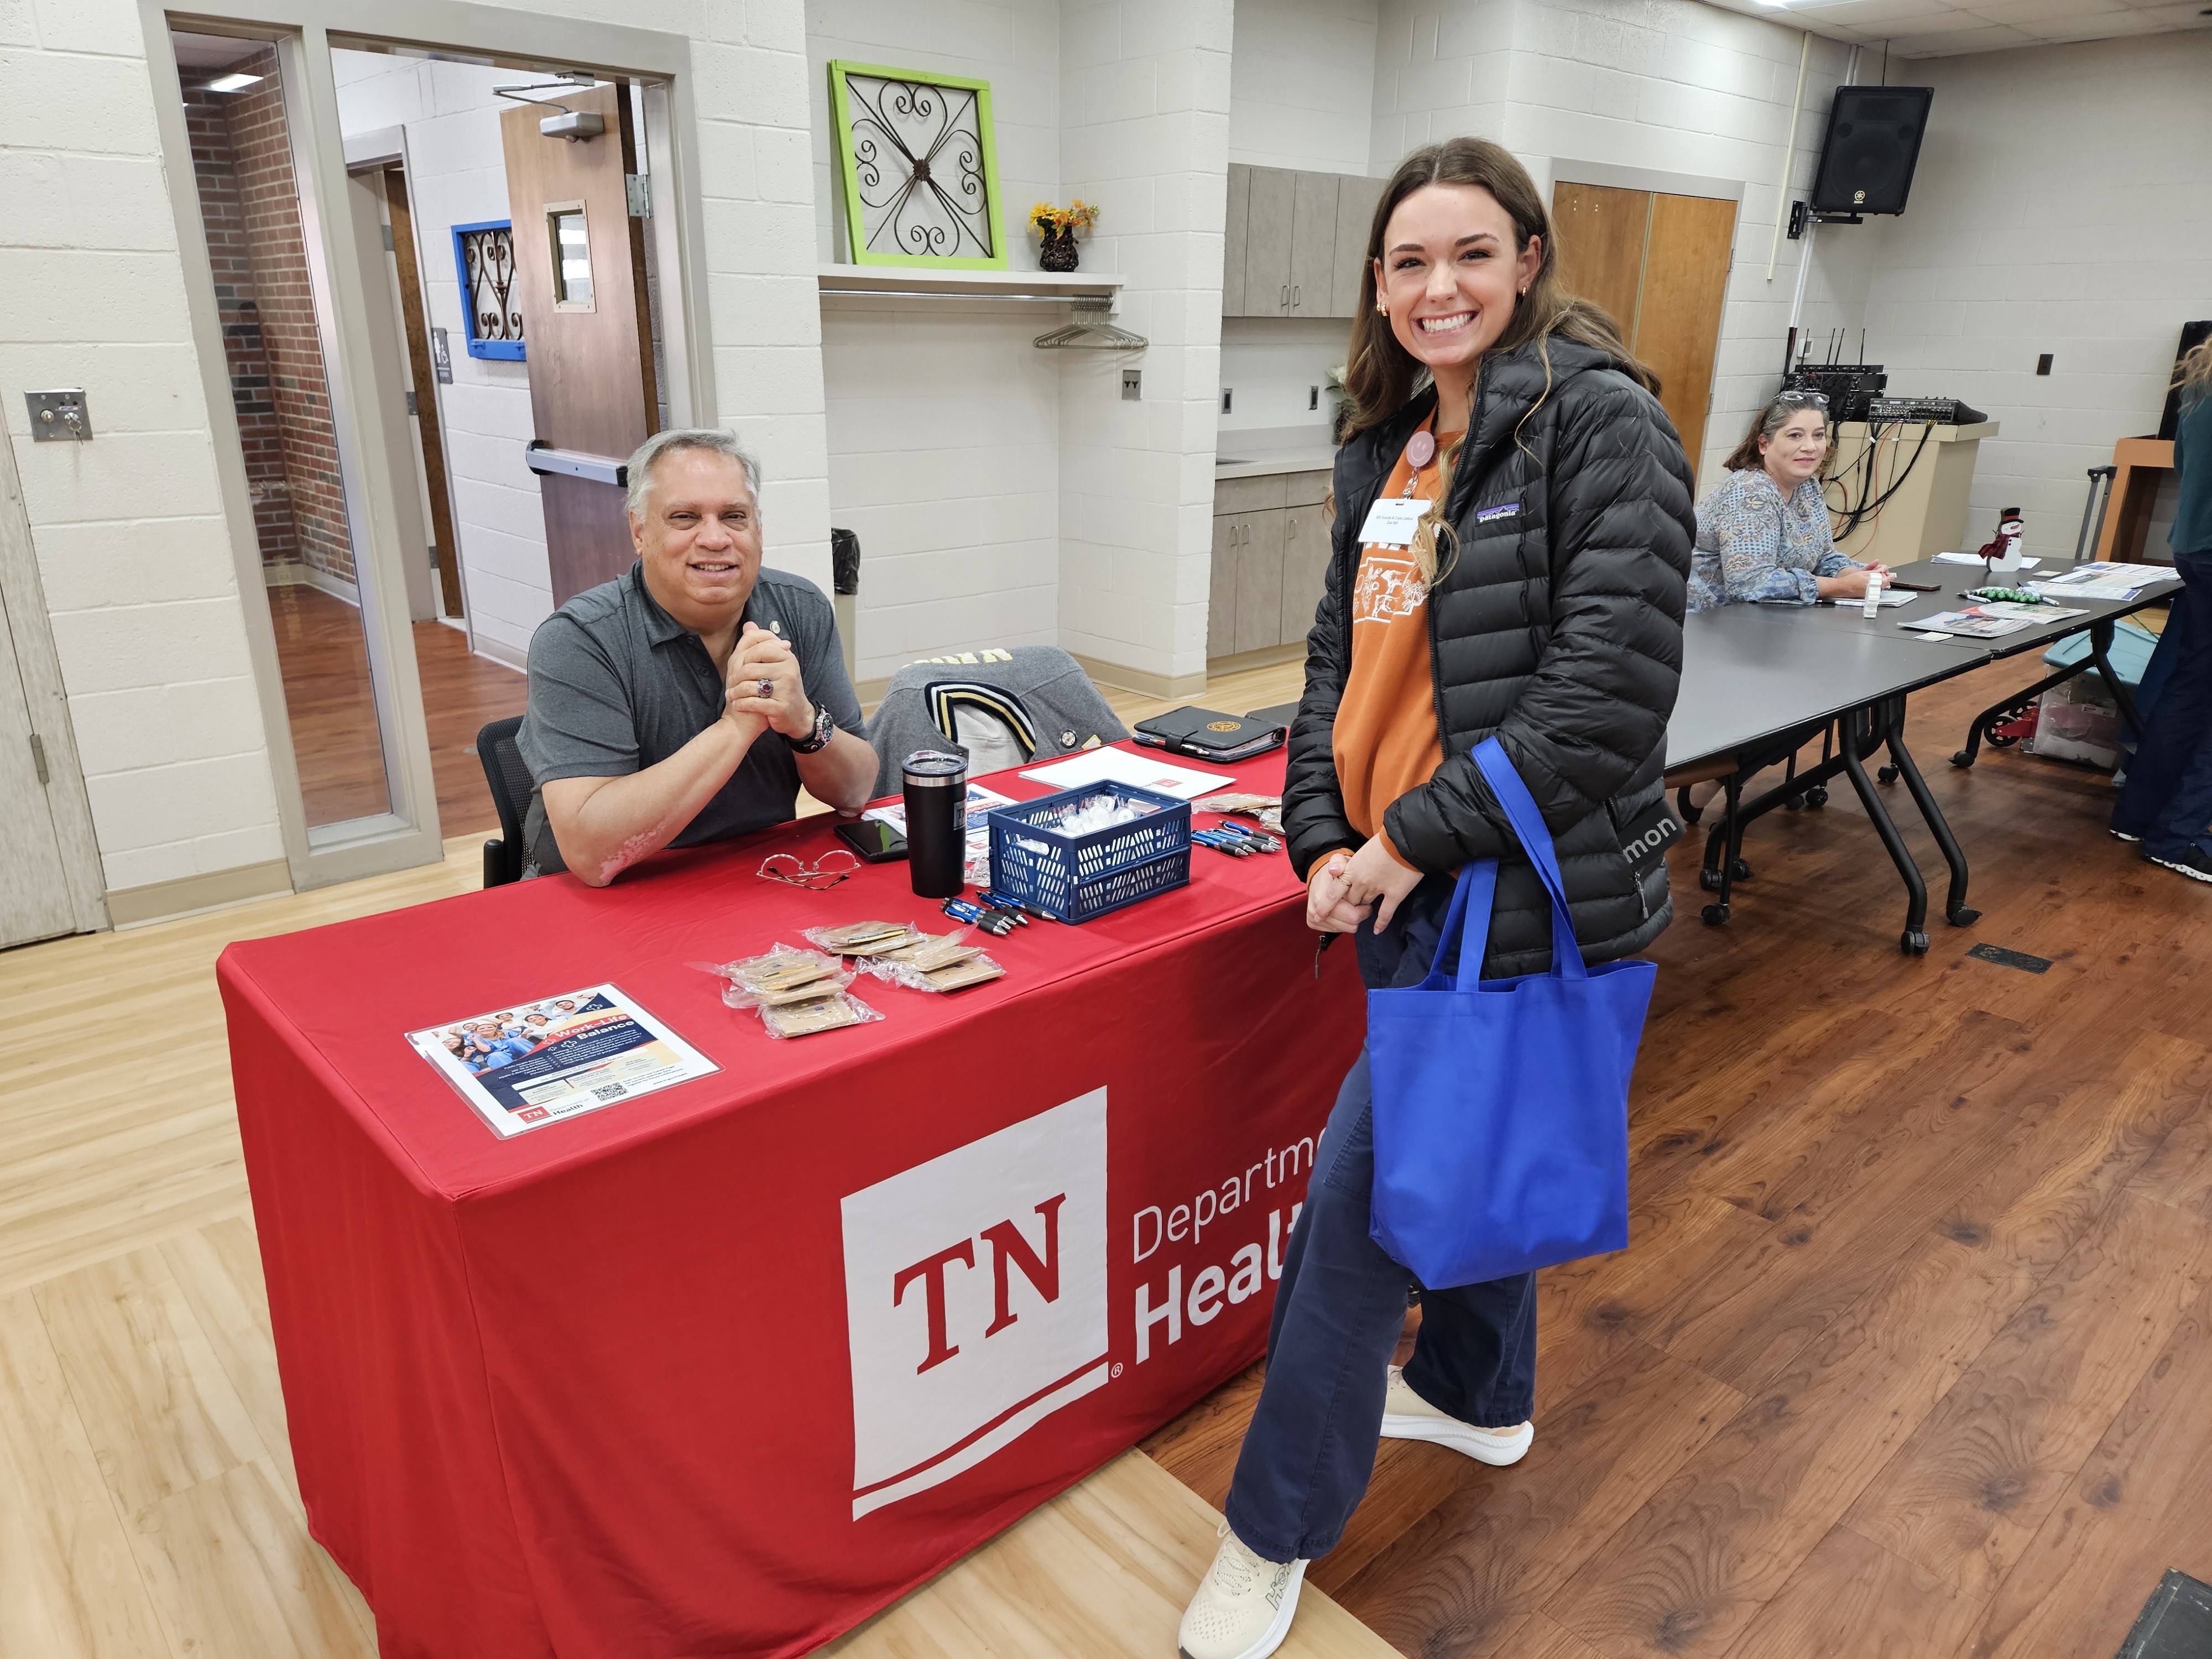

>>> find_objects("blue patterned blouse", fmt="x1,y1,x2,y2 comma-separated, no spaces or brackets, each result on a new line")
1687,468,1858,610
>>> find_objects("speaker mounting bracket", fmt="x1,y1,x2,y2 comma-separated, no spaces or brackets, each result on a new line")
1808,212,1865,228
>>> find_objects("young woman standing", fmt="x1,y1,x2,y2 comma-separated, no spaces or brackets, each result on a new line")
1176,138,1693,1659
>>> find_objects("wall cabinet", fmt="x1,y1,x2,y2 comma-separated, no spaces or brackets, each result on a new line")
1209,469,1332,664
1223,164,1385,320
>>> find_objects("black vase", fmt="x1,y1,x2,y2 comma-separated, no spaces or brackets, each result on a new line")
1038,230,1078,273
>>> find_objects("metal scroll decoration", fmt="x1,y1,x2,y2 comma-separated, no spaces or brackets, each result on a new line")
828,61,1006,271
451,220,525,361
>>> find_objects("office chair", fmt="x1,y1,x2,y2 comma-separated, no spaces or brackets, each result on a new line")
475,716,535,887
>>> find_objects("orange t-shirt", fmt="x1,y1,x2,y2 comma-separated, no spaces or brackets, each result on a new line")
1331,422,1462,869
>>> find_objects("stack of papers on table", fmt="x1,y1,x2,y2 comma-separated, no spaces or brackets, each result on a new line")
1018,748,1234,799
1899,607,2035,639
2031,561,2156,602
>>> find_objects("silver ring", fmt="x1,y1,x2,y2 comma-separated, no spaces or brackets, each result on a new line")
757,678,773,699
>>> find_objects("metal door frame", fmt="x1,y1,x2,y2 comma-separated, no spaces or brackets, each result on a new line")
144,0,713,891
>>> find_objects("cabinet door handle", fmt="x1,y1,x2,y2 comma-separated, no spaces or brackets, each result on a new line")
1292,285,1301,307
1281,284,1290,307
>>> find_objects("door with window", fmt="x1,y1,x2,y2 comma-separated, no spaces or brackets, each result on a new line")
502,83,661,606
1551,181,1738,469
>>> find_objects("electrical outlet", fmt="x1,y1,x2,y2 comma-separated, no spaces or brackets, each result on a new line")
1220,388,1233,414
1308,385,1319,410
1122,368,1141,401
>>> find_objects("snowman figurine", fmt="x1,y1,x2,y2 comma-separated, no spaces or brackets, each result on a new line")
1976,506,2025,575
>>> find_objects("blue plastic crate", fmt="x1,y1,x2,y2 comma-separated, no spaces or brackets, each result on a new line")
986,782,1192,922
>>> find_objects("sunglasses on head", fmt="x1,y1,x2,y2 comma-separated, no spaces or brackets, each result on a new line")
1776,389,1830,408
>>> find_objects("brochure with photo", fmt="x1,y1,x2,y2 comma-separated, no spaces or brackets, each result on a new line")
407,984,718,1138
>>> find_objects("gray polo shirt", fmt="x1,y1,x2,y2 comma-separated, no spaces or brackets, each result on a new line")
517,561,863,875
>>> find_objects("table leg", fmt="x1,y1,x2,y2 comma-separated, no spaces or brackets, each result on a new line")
1837,706,1932,954
1700,771,1747,926
1879,696,1978,928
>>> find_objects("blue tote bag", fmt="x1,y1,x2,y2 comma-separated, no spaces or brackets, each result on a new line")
1366,738,1656,1289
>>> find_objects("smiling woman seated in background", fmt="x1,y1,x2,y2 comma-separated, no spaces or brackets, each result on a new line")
1679,390,1890,818
1687,390,1885,611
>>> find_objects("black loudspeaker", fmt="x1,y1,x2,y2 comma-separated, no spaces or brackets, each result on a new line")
1810,87,1933,216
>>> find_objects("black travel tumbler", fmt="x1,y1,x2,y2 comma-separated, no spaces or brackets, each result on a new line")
902,749,968,899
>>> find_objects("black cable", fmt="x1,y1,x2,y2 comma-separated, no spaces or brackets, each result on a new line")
1827,421,1934,543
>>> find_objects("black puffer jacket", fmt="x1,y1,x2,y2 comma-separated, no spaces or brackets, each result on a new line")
1284,333,1694,978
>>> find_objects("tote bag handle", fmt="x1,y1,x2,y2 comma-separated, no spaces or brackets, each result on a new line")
1423,737,1588,991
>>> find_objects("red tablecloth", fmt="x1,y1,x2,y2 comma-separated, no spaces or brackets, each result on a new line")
220,747,1364,1658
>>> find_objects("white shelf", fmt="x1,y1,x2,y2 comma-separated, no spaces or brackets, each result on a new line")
816,264,1124,302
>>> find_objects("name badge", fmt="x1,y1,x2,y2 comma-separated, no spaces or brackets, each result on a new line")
1358,495,1431,548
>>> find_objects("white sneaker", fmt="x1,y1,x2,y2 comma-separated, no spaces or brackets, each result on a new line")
1379,1365,1534,1465
1177,1525,1308,1659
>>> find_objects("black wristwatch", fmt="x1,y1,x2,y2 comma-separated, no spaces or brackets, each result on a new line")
789,700,836,755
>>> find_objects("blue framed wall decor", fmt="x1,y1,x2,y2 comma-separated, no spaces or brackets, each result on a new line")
451,220,524,361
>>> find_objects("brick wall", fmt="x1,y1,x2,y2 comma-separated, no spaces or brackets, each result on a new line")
207,47,356,585
183,81,299,571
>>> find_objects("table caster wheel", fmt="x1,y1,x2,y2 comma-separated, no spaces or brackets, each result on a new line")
1805,786,1829,808
1699,867,1724,891
1901,929,1929,954
1878,764,1900,785
1951,750,1974,769
1703,903,1730,926
1948,905,1981,926
1730,858,1754,881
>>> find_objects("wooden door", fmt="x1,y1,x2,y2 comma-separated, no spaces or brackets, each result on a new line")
382,166,465,620
1243,168,1295,317
0,578,79,947
1550,181,1647,343
1636,194,1736,466
1549,181,1737,468
501,83,660,606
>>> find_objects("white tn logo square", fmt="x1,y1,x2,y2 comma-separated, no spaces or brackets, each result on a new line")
840,1088,1109,1520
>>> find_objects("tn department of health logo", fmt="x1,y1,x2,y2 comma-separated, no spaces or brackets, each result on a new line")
840,1089,1109,1520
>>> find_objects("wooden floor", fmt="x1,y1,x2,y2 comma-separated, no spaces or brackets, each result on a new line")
7,646,2209,1657
1147,653,2212,1659
265,585,526,837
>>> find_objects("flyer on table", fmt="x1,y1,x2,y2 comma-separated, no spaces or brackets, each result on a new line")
406,984,717,1138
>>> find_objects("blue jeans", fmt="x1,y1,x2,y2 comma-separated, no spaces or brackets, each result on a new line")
1222,878,1537,1564
2115,548,2212,858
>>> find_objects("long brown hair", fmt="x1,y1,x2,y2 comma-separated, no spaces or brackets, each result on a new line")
1342,138,1658,583
1721,394,1831,476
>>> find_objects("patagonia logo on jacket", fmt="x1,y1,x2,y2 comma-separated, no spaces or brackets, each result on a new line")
1474,502,1521,525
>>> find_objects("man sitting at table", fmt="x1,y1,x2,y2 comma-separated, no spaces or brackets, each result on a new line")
518,430,875,885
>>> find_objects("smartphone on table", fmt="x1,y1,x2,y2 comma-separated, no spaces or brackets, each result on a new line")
836,818,909,863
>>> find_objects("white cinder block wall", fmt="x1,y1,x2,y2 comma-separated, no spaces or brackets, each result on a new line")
810,0,1068,684
330,52,555,667
0,0,288,898
1861,32,2212,562
1058,0,1235,693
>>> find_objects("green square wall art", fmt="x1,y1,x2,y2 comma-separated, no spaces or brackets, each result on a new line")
827,61,1006,269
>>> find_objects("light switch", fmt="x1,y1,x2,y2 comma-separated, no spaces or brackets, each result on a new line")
25,389,91,441
1221,388,1233,414
1308,385,1319,410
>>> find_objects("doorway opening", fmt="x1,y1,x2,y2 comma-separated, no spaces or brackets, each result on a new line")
167,21,682,849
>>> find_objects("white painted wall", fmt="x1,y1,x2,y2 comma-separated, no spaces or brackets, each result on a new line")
1860,32,2212,562
1059,0,1235,690
1,0,288,895
1219,316,1346,434
808,0,1066,684
331,51,555,666
1228,0,1380,175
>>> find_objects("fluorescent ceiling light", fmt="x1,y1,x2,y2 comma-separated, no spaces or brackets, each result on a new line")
204,71,264,92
